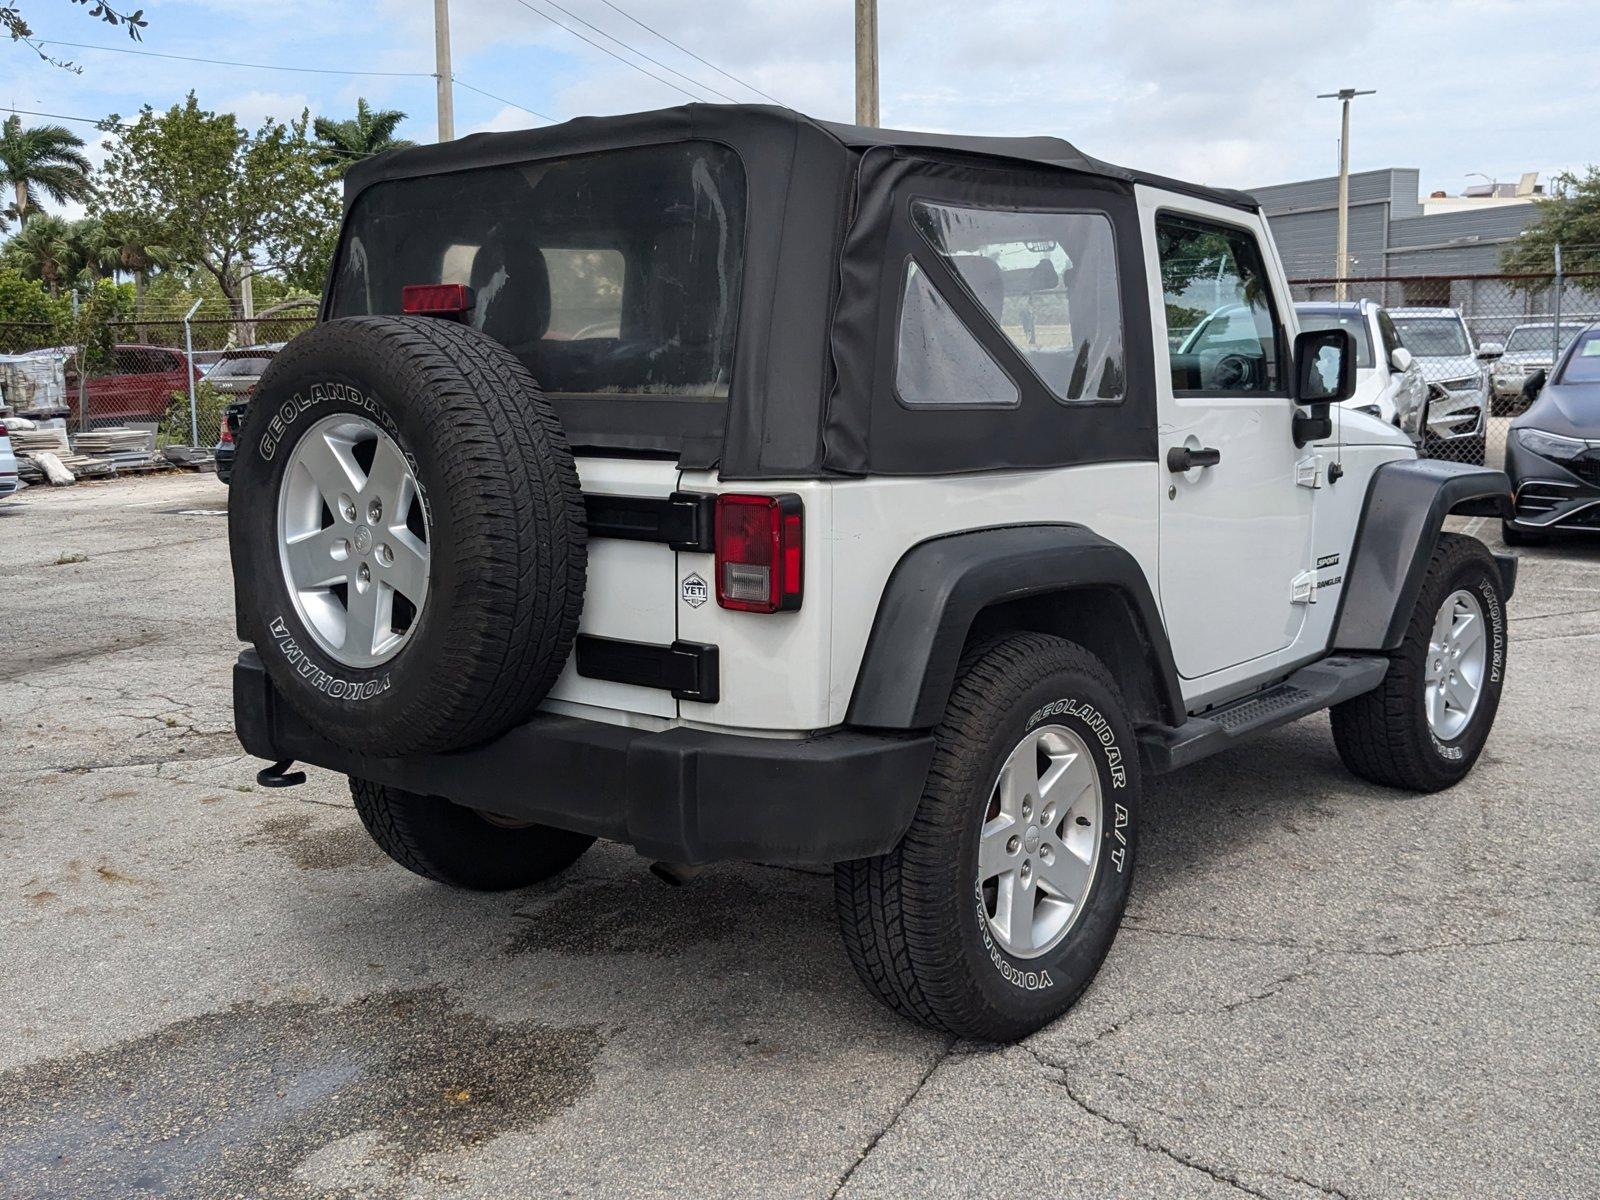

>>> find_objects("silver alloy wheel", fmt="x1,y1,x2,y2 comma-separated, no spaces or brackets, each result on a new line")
977,723,1102,959
277,413,430,669
1424,588,1487,741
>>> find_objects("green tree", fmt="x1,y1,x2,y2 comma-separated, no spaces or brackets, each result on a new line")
0,264,64,322
1501,167,1600,282
97,209,172,313
313,98,414,177
0,115,93,227
92,93,340,309
2,211,73,292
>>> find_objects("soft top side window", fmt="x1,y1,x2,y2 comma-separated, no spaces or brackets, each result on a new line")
910,201,1126,404
1157,214,1281,394
894,260,1020,410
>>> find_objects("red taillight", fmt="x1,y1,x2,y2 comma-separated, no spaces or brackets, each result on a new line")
715,494,803,613
219,417,234,446
401,283,473,316
0,422,7,437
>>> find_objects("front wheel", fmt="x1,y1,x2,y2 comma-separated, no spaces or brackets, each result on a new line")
351,778,594,891
1331,533,1508,792
835,634,1139,1042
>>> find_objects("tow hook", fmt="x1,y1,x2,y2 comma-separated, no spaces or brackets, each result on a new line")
648,861,706,887
256,759,307,789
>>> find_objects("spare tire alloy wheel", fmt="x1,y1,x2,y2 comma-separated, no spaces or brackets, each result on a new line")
230,315,587,756
278,413,430,668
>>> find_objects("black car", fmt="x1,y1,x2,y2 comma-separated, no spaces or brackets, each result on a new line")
1504,322,1600,544
208,344,282,485
214,399,248,485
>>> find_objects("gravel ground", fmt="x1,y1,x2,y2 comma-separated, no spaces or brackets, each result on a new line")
1,472,1596,1199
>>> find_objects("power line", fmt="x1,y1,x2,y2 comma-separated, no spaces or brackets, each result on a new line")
36,38,434,78
507,0,723,104
1,106,132,130
2,105,380,160
451,76,556,124
595,0,787,107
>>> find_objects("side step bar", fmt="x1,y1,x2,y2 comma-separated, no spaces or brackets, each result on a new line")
1137,655,1389,774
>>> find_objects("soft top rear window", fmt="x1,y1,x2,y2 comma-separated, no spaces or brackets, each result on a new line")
330,141,746,398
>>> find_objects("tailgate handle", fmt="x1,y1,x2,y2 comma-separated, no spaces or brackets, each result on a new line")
584,491,715,552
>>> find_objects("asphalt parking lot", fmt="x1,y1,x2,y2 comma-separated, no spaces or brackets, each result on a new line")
1,471,1596,1199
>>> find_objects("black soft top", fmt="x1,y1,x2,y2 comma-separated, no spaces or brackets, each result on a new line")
337,104,1253,478
345,103,1258,214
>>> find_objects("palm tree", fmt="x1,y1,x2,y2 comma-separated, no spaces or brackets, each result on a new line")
2,213,74,293
0,115,93,226
313,99,414,176
99,210,173,316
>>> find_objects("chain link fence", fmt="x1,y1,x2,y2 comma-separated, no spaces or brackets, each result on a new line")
1284,269,1600,469
0,304,315,479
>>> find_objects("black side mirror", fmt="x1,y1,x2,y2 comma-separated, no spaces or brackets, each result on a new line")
1293,328,1357,403
1522,368,1547,404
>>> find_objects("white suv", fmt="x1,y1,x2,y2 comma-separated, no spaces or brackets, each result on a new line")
1295,299,1426,438
228,105,1517,1042
1389,307,1492,463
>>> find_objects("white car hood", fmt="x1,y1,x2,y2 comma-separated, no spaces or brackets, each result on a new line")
1413,354,1479,384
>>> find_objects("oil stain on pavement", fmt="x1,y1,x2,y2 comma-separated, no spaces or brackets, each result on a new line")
241,810,386,871
504,869,831,958
0,987,600,1198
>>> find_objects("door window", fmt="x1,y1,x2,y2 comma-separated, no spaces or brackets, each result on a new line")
893,260,1019,409
1157,215,1281,393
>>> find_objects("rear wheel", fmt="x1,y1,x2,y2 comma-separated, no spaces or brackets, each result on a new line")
1331,534,1507,792
835,634,1139,1042
350,778,594,890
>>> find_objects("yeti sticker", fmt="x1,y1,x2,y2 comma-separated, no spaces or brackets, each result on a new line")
681,572,709,609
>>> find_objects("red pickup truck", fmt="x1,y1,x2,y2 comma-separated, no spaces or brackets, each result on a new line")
69,345,204,426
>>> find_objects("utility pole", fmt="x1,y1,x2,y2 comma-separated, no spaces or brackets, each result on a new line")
434,0,455,143
855,0,878,127
1317,88,1375,301
240,259,256,347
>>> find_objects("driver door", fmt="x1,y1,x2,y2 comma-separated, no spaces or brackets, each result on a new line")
1144,197,1315,683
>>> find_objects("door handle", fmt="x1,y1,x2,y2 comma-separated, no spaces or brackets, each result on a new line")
1167,445,1222,473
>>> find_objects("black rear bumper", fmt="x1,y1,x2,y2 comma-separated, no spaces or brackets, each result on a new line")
233,651,934,865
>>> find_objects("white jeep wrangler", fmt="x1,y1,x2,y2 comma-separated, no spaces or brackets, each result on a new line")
230,105,1516,1041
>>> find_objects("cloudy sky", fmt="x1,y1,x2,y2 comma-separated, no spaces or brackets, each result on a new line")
5,0,1595,203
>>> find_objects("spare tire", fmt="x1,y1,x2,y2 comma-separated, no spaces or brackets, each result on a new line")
229,315,586,755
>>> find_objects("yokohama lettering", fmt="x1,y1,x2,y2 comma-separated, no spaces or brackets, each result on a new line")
269,616,390,701
975,882,1054,990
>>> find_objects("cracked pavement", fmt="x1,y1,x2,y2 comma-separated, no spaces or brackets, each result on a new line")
2,474,1597,1198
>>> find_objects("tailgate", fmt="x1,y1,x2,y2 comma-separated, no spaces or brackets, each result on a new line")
544,456,681,719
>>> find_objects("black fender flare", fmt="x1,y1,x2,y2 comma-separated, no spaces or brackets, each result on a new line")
845,524,1185,730
1332,458,1515,653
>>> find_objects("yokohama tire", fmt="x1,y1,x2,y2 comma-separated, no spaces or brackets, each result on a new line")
229,316,587,755
1331,533,1508,792
835,634,1139,1042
